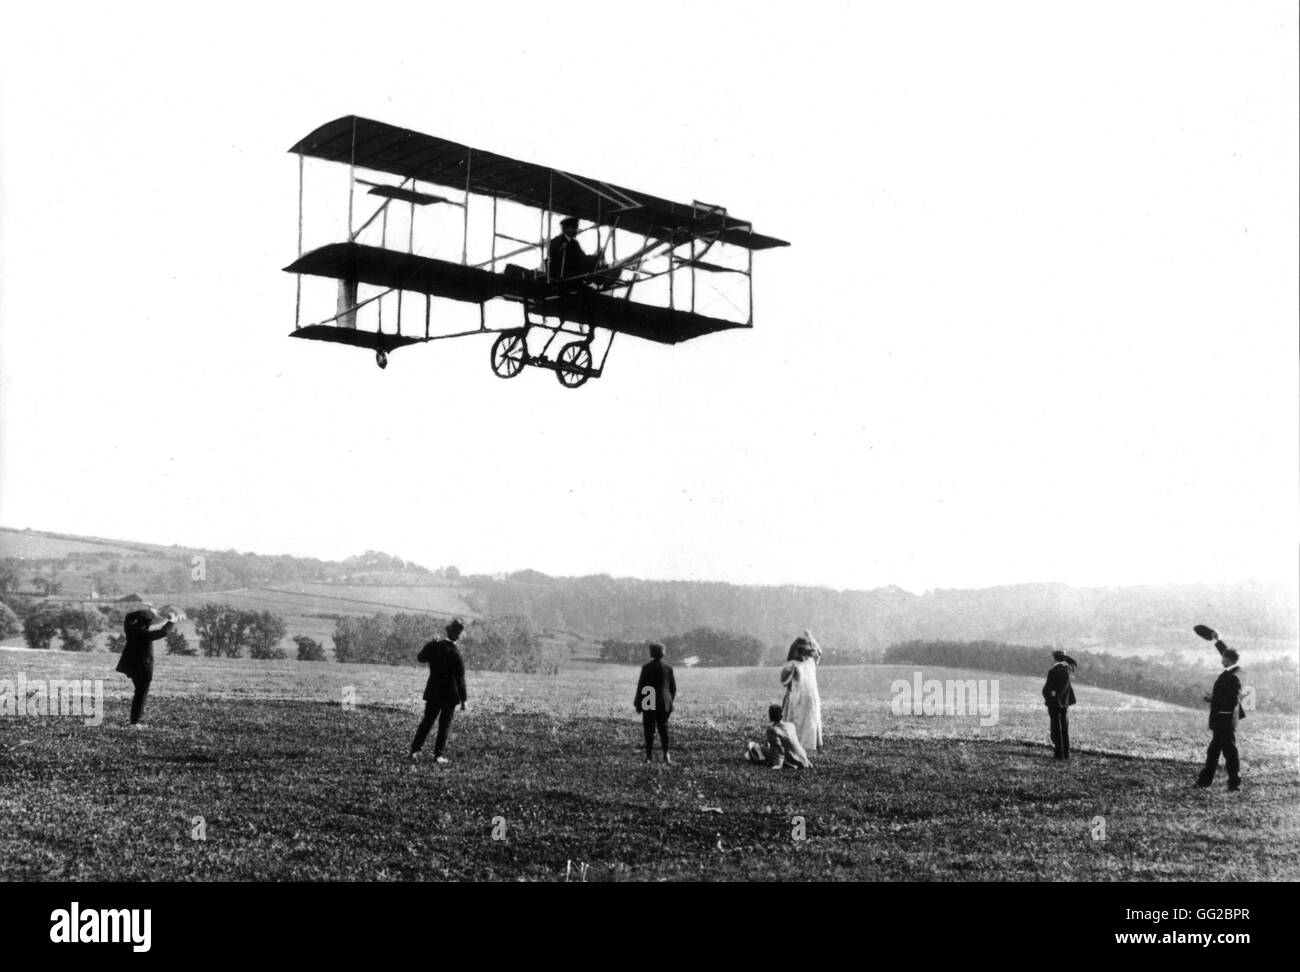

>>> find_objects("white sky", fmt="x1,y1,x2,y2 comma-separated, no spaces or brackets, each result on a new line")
1,2,1296,594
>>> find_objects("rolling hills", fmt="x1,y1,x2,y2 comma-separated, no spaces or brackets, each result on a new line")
3,525,1297,665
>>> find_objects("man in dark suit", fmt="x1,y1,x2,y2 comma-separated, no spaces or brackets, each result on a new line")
1041,649,1078,759
634,641,676,763
548,217,600,281
1196,641,1245,791
410,618,467,765
114,608,176,727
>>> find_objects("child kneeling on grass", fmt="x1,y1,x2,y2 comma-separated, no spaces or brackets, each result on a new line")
746,704,811,770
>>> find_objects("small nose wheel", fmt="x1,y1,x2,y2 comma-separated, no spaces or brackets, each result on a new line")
375,350,388,370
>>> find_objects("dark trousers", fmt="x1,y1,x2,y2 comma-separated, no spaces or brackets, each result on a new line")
642,711,670,756
1199,727,1240,786
1047,702,1070,758
129,675,151,725
411,702,456,756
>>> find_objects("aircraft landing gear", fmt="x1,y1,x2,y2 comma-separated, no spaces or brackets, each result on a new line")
490,331,526,378
556,342,593,388
375,350,388,370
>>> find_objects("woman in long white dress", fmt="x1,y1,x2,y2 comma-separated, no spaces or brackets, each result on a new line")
780,630,823,752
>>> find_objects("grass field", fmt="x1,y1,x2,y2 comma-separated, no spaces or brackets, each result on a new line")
2,650,1297,881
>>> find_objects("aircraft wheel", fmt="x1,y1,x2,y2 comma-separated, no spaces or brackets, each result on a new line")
556,343,592,389
375,350,388,370
490,332,526,378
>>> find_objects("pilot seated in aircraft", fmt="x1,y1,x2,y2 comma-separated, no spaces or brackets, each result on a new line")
548,216,611,286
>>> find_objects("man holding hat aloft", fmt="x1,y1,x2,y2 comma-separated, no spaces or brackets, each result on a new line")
1193,625,1246,792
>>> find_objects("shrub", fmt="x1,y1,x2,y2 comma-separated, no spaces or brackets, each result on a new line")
22,605,63,650
293,635,326,662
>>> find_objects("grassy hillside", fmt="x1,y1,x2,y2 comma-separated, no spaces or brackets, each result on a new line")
0,530,149,559
5,526,1296,667
0,527,479,658
166,584,477,657
263,583,472,614
2,650,1296,880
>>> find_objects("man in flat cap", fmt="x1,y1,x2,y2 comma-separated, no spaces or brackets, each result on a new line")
634,641,676,763
410,618,468,765
1196,632,1245,792
1041,649,1078,760
548,216,603,282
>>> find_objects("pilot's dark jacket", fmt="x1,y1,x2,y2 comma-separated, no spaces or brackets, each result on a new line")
548,233,598,280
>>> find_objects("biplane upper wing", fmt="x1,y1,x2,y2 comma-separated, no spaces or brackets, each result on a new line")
285,242,746,345
289,116,789,250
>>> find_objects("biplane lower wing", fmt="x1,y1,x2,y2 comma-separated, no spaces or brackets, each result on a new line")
526,290,749,344
290,324,427,353
285,242,747,345
285,242,544,303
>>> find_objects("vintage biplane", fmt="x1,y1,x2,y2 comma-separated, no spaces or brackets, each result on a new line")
284,116,788,387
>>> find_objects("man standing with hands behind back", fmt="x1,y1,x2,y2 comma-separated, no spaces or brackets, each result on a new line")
634,641,676,764
410,618,467,765
1041,649,1078,760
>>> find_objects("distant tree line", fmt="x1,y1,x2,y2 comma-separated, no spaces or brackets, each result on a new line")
333,613,561,673
105,628,195,656
599,639,645,663
463,572,1299,663
3,585,346,663
600,627,768,667
883,640,1300,714
190,605,289,659
20,605,105,651
0,545,448,600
